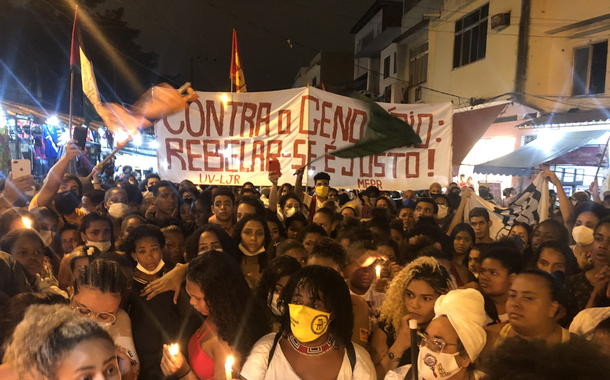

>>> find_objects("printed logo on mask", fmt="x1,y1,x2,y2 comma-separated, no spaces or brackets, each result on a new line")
310,314,329,335
423,352,453,378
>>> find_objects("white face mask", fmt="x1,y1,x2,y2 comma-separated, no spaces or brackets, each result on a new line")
418,346,463,380
284,207,297,219
239,243,265,257
108,202,130,219
572,225,595,246
437,204,449,219
39,230,54,246
86,241,112,253
269,292,281,316
136,260,165,275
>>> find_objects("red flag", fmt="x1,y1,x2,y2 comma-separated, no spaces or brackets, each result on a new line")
230,29,247,92
70,6,80,68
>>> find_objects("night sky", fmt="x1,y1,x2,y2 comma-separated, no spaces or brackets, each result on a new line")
114,0,373,92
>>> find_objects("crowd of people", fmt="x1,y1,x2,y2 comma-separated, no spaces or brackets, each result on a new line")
0,140,610,379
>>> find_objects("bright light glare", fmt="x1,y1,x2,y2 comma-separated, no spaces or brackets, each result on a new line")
0,108,4,116
22,217,32,229
169,344,179,356
308,170,314,176
225,355,234,370
149,140,159,149
221,94,229,104
115,130,129,144
46,116,59,126
133,135,142,146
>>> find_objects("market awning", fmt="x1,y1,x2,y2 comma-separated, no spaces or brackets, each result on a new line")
452,103,508,165
473,129,608,176
0,99,104,130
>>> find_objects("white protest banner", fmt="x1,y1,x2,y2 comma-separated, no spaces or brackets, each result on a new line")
156,87,452,190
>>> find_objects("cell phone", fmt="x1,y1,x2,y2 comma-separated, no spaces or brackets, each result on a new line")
269,158,281,177
73,126,88,150
11,159,31,179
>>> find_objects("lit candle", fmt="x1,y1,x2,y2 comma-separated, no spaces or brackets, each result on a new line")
169,343,179,356
376,265,381,280
22,217,32,229
225,355,234,380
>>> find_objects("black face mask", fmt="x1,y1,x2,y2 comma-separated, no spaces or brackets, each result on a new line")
54,190,80,215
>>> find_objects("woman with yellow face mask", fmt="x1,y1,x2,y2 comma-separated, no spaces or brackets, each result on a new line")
241,265,377,380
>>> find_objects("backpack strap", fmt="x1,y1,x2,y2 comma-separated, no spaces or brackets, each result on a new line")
346,341,357,373
267,332,283,368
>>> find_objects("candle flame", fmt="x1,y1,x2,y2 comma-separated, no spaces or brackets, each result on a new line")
221,94,229,104
375,265,381,276
22,217,32,229
225,355,234,368
169,343,179,356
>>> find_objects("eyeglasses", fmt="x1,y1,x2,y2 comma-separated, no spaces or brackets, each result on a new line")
417,331,459,353
71,302,117,326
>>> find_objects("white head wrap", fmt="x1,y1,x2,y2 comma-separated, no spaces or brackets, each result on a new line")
569,307,610,338
433,288,487,361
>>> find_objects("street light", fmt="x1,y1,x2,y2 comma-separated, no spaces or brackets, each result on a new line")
46,115,59,126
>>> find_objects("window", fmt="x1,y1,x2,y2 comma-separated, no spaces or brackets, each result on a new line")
409,41,428,85
384,85,392,102
572,41,608,96
523,135,537,145
453,3,488,68
311,77,317,87
383,56,391,79
393,52,397,74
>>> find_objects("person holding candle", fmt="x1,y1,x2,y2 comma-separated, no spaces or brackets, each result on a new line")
347,240,386,314
241,265,376,380
371,257,456,379
384,289,488,380
125,224,199,380
160,250,270,380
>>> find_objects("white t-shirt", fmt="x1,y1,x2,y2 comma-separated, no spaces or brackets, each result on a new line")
350,285,385,312
106,309,140,375
384,365,485,380
241,333,377,380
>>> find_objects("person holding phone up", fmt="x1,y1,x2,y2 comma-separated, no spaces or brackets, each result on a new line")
28,141,86,228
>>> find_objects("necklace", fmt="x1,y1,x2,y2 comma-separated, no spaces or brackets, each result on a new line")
288,333,335,356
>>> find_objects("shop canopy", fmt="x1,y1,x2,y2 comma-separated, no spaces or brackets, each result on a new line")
473,129,608,176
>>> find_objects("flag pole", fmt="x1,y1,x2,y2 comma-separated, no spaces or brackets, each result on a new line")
68,5,78,139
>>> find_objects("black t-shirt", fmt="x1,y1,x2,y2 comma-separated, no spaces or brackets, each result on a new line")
128,269,202,380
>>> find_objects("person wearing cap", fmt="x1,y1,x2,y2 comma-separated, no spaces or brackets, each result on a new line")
361,186,381,219
384,288,487,380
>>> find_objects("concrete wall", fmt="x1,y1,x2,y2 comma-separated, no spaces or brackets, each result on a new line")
524,0,610,112
424,0,522,104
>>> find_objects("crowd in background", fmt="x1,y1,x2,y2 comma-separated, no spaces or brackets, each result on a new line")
0,140,610,379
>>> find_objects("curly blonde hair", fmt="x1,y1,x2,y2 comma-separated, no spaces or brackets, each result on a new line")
379,256,456,337
3,304,114,380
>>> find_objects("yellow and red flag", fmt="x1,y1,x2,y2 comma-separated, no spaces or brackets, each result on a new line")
230,29,247,92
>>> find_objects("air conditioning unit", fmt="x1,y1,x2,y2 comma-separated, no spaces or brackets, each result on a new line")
491,12,510,31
